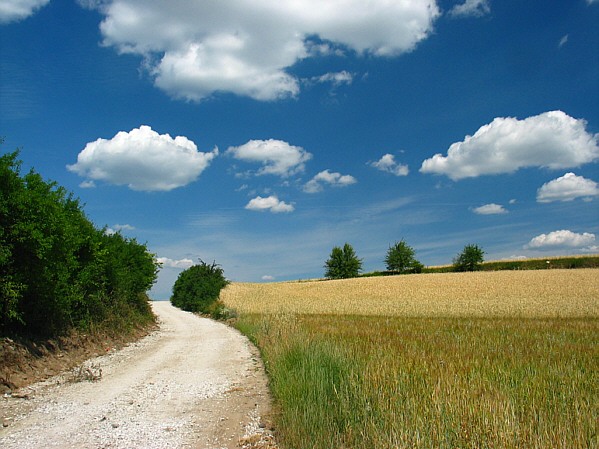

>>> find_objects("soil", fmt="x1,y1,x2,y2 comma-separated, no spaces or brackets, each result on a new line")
0,301,277,448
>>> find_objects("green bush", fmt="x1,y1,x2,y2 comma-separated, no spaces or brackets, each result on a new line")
0,148,159,338
170,260,229,313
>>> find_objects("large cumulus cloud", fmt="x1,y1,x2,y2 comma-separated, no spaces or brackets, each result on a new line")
420,111,599,180
88,0,440,101
68,125,217,191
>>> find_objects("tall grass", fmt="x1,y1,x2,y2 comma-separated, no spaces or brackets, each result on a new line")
225,270,599,449
238,315,598,449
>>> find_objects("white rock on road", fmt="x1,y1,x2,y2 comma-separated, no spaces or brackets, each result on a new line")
0,301,274,449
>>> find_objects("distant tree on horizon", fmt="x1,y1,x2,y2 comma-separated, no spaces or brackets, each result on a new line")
453,244,485,272
324,243,362,279
385,240,423,274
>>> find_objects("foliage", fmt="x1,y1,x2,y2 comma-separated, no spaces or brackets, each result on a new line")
170,260,229,313
384,239,423,274
0,148,159,337
453,244,485,271
324,243,362,279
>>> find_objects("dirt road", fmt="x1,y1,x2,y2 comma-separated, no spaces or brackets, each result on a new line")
0,301,274,449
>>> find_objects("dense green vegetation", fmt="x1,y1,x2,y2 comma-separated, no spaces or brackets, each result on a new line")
170,260,229,315
1,149,159,338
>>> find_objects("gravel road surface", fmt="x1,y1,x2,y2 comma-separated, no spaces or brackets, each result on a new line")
0,301,274,448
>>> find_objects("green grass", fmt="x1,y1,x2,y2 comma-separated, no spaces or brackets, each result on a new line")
235,314,598,449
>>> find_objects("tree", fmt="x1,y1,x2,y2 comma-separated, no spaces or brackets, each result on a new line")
324,243,362,279
453,244,485,272
171,260,229,313
385,240,423,274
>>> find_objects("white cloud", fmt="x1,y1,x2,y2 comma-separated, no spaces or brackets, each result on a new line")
587,0,598,5
68,125,217,191
558,34,569,48
370,153,409,176
245,195,294,213
87,0,440,101
537,173,599,203
0,0,49,23
156,257,194,269
304,169,357,193
472,203,508,215
420,111,599,180
104,223,135,235
310,71,354,86
261,275,275,281
449,0,490,18
525,230,596,249
227,139,311,178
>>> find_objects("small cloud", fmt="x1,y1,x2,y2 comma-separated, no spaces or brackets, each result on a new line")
79,180,96,188
536,172,599,203
113,223,135,232
508,255,528,260
472,203,508,215
558,34,569,48
369,154,409,176
309,71,354,86
304,169,357,193
68,125,217,191
509,199,517,204
245,195,294,213
156,257,195,269
227,139,312,178
449,0,490,18
524,230,596,250
261,275,275,281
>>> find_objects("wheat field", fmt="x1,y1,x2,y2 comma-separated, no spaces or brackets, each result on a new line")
221,268,599,318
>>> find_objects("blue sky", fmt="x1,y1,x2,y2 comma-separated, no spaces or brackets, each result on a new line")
1,0,598,299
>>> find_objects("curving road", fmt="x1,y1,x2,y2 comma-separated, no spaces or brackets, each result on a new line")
0,301,273,449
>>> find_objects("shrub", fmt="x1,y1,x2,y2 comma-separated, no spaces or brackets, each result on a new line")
453,244,485,272
1,148,158,337
170,260,229,313
384,239,423,274
324,243,362,279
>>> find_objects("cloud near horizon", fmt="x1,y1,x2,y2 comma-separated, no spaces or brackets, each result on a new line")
525,230,596,250
87,0,440,101
420,111,599,180
156,257,195,269
536,173,599,203
68,126,218,191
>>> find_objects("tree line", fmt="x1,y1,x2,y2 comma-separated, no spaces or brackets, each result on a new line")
1,150,159,338
324,241,484,280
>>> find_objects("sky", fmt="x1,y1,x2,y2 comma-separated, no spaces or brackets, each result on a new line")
1,0,598,299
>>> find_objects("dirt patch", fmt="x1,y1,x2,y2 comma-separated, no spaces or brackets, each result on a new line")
0,324,155,394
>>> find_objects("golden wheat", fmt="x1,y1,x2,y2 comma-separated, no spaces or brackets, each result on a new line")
221,268,599,318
